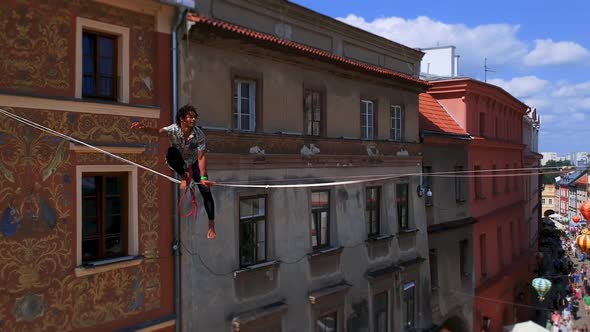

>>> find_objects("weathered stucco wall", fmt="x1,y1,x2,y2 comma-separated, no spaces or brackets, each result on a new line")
181,165,432,331
180,41,421,143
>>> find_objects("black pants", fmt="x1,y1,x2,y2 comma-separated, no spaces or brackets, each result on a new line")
166,147,215,220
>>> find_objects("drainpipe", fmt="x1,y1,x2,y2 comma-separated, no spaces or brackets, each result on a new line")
172,8,188,332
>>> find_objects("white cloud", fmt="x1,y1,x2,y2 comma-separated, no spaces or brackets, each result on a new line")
487,76,548,98
337,14,528,75
573,98,590,110
553,81,590,97
524,39,590,66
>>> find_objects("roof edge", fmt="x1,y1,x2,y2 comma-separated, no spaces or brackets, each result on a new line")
186,13,431,89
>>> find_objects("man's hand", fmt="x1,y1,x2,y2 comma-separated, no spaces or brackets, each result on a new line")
179,178,189,191
200,179,215,188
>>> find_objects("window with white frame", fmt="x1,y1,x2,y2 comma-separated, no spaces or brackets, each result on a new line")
76,165,138,265
234,79,256,132
396,183,409,230
403,281,416,329
366,187,381,237
390,104,403,141
76,17,129,103
311,191,330,250
361,99,375,139
373,291,388,332
305,89,323,136
239,195,267,268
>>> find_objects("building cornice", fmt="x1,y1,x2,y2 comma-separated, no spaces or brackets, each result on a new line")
428,79,529,113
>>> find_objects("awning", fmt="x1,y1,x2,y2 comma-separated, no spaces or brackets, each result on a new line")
504,320,546,332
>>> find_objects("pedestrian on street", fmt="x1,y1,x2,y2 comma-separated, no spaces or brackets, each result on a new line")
583,293,590,315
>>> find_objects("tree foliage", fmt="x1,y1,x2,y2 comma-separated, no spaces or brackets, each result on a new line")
542,160,572,185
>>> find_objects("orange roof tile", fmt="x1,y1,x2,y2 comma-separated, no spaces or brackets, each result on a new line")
576,175,588,185
419,93,468,136
186,13,430,89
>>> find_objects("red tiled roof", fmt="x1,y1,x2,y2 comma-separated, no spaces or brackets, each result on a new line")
576,175,588,185
419,93,468,136
186,13,430,89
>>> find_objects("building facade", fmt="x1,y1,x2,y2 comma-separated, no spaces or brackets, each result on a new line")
177,0,435,331
428,78,533,331
522,108,542,268
419,93,474,332
575,174,588,220
541,185,557,217
0,1,178,331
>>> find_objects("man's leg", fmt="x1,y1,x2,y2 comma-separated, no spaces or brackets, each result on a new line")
166,147,189,190
191,163,216,239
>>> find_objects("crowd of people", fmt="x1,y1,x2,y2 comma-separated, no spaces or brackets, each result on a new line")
544,226,590,331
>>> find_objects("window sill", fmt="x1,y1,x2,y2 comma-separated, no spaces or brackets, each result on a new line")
0,93,160,119
366,234,394,244
307,246,343,260
75,256,143,277
398,228,419,237
233,260,280,278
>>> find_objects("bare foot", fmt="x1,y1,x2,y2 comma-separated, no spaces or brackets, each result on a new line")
207,220,216,239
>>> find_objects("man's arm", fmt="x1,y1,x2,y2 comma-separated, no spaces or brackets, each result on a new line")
130,122,169,137
198,150,208,178
197,150,215,187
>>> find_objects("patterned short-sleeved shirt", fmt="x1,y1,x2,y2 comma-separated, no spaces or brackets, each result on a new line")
163,123,207,167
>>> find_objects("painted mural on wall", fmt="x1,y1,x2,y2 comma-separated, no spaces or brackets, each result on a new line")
0,108,162,331
0,2,70,92
0,0,156,104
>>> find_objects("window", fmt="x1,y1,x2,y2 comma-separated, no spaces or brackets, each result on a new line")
480,234,487,277
76,165,138,266
76,18,129,103
497,226,504,267
454,166,466,202
491,164,498,194
396,183,409,230
423,166,433,207
366,187,380,237
234,79,257,132
548,198,553,205
403,281,416,329
429,249,438,289
361,100,375,139
316,311,337,332
82,31,117,100
373,292,388,332
459,240,468,278
311,191,330,250
305,89,323,136
474,165,483,199
81,173,127,261
239,195,267,268
479,113,486,136
542,198,546,205
390,105,403,141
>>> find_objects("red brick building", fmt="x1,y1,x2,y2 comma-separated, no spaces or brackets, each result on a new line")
428,78,533,331
0,1,178,330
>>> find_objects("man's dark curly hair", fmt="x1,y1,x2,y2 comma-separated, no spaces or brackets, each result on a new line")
176,104,198,125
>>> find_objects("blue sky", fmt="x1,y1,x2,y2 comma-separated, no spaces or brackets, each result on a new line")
291,0,590,155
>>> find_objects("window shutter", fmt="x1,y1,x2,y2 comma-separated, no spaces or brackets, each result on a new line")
401,104,406,142
373,100,378,139
360,100,364,138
